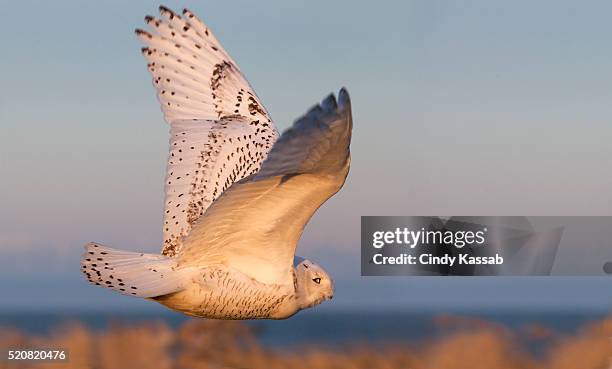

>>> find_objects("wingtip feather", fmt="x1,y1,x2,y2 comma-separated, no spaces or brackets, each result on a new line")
159,5,179,19
321,93,338,112
338,87,350,111
135,28,153,39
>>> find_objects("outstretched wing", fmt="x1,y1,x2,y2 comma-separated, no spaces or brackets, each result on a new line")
179,89,352,285
137,6,279,256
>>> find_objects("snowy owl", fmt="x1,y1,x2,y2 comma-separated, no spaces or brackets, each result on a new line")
81,6,352,319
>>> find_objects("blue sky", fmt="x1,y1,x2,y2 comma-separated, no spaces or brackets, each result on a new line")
1,0,611,312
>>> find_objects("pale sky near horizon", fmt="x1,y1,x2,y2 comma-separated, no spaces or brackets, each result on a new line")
1,0,611,312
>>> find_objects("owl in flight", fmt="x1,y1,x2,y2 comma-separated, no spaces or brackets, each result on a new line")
81,6,352,319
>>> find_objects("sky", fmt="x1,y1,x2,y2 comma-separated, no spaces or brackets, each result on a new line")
1,0,611,312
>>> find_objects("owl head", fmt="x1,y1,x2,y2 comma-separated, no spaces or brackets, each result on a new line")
294,258,334,309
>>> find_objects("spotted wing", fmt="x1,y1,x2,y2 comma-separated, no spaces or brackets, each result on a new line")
179,89,352,285
137,6,278,256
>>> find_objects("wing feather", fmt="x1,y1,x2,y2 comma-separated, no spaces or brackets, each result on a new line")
179,89,352,284
137,6,279,256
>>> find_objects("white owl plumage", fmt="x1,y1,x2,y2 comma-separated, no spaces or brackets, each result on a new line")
81,6,352,319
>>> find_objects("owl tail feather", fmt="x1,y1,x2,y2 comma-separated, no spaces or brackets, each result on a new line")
81,242,195,298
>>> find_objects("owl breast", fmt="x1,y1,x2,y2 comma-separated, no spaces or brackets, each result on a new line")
153,266,298,319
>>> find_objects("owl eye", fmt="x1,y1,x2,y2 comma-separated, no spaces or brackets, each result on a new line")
312,277,321,284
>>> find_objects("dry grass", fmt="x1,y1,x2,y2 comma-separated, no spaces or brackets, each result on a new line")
0,315,610,369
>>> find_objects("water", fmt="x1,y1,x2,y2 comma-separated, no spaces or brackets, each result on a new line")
0,309,606,351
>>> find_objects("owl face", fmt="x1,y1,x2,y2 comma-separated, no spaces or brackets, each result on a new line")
296,259,334,307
